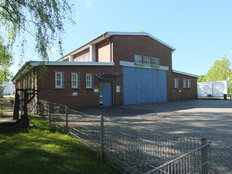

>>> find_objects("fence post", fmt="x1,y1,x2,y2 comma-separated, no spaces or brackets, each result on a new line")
201,138,208,174
100,114,104,162
48,102,51,124
65,105,69,132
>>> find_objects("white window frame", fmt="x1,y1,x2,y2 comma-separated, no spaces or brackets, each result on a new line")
71,73,79,88
134,55,142,64
143,56,150,65
187,79,191,88
174,78,178,88
151,57,160,66
86,73,93,89
134,54,160,67
55,72,63,88
183,79,187,88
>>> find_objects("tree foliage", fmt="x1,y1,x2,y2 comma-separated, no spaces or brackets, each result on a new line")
0,36,13,83
0,0,73,60
197,75,206,82
204,56,231,82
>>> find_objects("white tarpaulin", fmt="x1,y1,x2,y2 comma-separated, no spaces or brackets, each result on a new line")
0,82,15,96
197,80,227,97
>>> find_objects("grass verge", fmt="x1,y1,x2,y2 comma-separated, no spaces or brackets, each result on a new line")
0,117,119,174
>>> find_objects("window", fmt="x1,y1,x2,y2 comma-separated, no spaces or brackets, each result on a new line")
134,54,160,67
174,78,178,88
134,55,142,64
71,73,79,88
86,73,93,89
151,57,160,66
55,72,63,88
183,79,187,88
187,79,191,88
143,56,150,65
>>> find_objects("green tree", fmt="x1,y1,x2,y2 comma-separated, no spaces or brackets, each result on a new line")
0,36,13,83
0,0,73,60
197,75,206,82
204,56,231,82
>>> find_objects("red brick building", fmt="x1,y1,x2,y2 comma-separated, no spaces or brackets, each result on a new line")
13,32,198,108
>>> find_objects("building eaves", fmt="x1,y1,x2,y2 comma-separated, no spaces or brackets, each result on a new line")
173,70,199,78
13,61,115,81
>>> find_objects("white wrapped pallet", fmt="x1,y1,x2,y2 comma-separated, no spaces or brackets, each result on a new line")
197,80,227,97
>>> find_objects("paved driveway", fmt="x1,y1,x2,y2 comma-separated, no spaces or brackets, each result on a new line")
81,99,232,139
81,99,232,172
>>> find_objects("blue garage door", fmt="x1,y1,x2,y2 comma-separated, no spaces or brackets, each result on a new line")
123,67,167,105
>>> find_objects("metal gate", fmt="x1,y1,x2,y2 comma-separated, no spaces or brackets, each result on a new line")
123,67,167,105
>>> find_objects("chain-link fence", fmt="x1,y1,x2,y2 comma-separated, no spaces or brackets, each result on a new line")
209,142,232,173
143,125,232,174
35,100,215,174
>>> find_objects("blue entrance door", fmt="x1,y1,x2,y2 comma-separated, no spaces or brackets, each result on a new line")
99,83,112,107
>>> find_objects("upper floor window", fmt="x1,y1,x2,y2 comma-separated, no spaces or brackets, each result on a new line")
134,55,142,64
71,73,79,88
143,56,150,65
187,79,191,88
86,73,93,89
183,79,187,88
134,54,160,67
174,78,178,88
55,72,63,88
151,57,160,66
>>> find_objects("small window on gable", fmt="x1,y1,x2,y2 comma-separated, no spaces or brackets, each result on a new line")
187,79,191,88
55,72,63,88
71,73,79,88
183,79,187,88
86,73,93,89
174,78,178,88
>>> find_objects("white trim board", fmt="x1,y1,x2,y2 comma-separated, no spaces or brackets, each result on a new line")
172,70,199,78
120,61,169,71
30,61,114,66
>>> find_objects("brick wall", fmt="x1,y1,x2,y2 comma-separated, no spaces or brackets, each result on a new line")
15,34,197,109
34,65,123,109
167,71,197,101
112,35,173,69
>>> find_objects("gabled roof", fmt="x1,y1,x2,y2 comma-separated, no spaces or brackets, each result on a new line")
58,31,175,61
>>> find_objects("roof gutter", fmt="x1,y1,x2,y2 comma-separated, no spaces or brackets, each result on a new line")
172,70,199,78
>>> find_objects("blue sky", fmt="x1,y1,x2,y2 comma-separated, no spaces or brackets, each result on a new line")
10,0,232,76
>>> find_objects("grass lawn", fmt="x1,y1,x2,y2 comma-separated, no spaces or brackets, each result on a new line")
0,117,119,174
